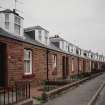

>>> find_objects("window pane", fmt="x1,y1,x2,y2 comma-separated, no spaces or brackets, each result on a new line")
24,50,30,60
5,14,9,22
27,61,31,73
24,60,31,74
24,49,32,75
24,61,27,73
5,22,9,30
52,55,57,69
14,24,20,35
14,16,21,35
62,41,64,49
38,30,42,40
72,59,74,72
15,16,21,25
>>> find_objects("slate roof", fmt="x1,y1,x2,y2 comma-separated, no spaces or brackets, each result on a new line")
0,28,46,48
50,35,74,46
0,28,97,60
26,32,91,58
50,35,64,41
24,26,49,32
0,9,24,19
0,28,65,53
0,9,14,13
24,32,64,53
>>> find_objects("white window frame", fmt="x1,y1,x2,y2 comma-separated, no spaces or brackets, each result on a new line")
68,46,70,52
24,49,32,75
5,13,9,30
52,54,57,69
38,30,42,41
45,34,48,45
14,15,21,35
79,61,82,71
71,59,74,72
61,41,64,49
70,45,73,53
66,42,68,50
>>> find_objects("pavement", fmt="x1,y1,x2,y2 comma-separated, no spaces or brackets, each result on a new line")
93,83,105,105
44,73,105,105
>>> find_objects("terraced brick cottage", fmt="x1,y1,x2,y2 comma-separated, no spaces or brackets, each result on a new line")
0,9,68,88
0,9,48,87
24,27,66,81
0,9,105,89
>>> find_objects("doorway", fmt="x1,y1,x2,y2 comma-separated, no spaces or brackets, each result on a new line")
62,56,69,79
0,44,6,87
83,60,86,73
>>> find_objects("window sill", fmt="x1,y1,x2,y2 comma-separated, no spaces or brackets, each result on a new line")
23,74,35,79
71,71,75,73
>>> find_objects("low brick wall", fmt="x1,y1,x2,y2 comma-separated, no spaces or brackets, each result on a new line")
46,72,102,98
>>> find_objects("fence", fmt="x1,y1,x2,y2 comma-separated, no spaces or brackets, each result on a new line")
0,81,30,105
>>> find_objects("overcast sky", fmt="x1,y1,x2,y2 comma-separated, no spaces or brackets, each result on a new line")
0,0,105,55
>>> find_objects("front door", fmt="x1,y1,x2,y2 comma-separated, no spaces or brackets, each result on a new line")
62,56,66,79
62,56,69,79
66,57,69,77
83,60,86,73
0,44,6,87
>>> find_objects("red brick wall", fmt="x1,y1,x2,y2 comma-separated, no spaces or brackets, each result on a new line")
0,35,103,88
69,56,78,76
81,58,91,73
0,36,24,86
23,43,47,86
7,40,24,85
0,36,47,87
48,52,81,80
79,58,84,74
48,51,64,80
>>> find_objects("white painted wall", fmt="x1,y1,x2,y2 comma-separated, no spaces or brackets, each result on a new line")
35,29,39,41
60,41,63,49
0,13,4,28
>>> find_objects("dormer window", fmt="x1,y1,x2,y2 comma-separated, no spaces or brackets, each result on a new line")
90,54,92,58
71,49,73,53
66,43,68,50
14,16,21,35
68,46,70,52
84,52,87,56
80,50,81,55
38,30,42,41
62,41,64,49
0,9,23,36
70,46,73,53
45,35,48,45
45,31,48,42
5,14,9,30
76,49,79,55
